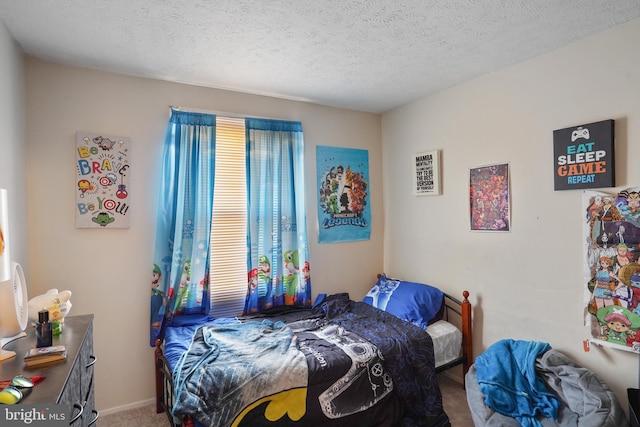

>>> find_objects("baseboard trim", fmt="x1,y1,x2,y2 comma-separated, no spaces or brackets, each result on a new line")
99,398,156,416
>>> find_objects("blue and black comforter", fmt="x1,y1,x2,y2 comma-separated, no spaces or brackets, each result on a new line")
169,293,450,427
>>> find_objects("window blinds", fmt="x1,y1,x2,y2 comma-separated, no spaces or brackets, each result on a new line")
209,116,248,318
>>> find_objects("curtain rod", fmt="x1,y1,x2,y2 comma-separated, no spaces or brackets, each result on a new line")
169,105,289,122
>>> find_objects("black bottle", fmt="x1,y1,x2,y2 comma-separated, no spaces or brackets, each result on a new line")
36,309,53,348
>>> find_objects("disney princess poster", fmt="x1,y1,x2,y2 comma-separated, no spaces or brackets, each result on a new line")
75,132,131,228
316,146,371,243
583,187,640,353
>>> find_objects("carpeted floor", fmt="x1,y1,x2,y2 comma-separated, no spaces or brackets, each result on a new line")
99,373,474,426
439,373,475,426
98,402,170,427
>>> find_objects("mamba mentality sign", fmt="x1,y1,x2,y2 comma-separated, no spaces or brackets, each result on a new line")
553,119,614,191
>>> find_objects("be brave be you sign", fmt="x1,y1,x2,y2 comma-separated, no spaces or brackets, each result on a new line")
553,119,614,191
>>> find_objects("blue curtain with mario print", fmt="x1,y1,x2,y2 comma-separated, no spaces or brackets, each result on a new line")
150,109,215,346
244,118,312,313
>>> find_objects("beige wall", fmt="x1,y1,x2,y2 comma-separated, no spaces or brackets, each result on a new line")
382,17,640,410
24,59,383,412
0,22,27,268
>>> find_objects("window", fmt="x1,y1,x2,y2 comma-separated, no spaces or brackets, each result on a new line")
151,109,309,340
209,116,247,318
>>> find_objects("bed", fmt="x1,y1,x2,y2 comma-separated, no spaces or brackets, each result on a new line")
154,274,473,427
366,274,473,379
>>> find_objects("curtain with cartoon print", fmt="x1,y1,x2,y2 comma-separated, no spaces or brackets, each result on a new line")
584,186,640,353
244,118,312,313
150,110,216,346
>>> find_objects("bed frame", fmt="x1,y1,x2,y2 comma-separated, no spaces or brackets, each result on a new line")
435,290,473,379
155,342,182,426
154,281,473,427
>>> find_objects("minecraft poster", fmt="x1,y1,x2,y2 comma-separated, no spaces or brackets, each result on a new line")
584,187,640,353
554,120,614,191
75,132,131,228
316,146,370,243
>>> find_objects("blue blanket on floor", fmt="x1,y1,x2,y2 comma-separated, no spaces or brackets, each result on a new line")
475,339,559,427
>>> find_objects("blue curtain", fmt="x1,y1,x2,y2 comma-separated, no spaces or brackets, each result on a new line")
150,110,215,345
244,118,312,313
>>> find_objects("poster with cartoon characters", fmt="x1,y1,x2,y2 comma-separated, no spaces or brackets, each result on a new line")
584,187,640,352
75,132,131,228
316,146,370,243
469,163,510,231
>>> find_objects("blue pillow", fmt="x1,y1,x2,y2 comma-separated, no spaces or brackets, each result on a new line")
363,274,444,329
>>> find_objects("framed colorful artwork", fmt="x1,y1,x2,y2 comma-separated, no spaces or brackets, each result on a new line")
75,132,131,228
413,150,441,196
469,163,510,232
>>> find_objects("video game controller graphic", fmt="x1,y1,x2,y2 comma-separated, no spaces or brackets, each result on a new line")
315,325,393,419
571,127,590,142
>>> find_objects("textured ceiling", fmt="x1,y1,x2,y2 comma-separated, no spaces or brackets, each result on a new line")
1,1,639,113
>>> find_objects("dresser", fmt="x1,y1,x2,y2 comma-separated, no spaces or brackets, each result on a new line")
0,314,97,426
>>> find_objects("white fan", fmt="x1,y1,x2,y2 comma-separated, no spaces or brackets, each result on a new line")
0,262,28,362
